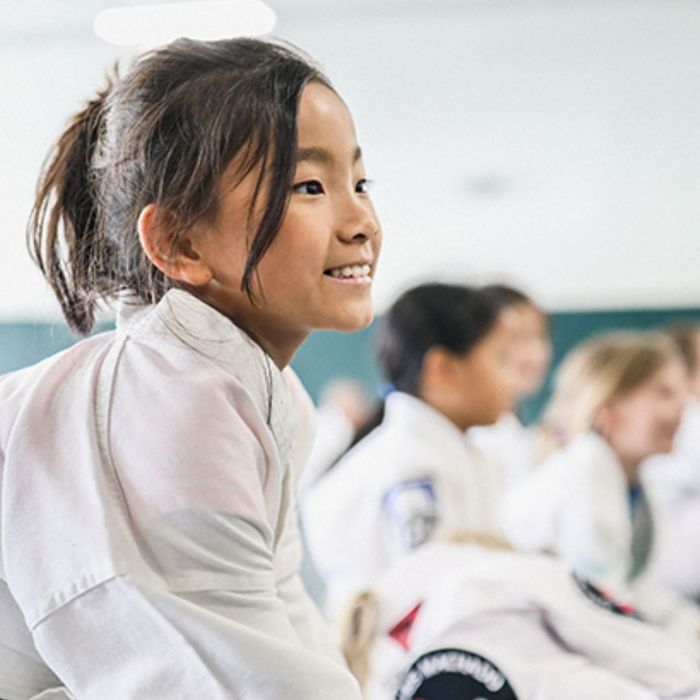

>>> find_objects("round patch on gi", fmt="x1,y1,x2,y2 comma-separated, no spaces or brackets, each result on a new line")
395,648,519,700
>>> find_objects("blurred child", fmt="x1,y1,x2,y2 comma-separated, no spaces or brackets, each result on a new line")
340,538,700,700
302,283,516,618
467,284,552,485
503,332,700,651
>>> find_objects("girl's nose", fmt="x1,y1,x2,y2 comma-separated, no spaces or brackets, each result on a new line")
336,196,380,243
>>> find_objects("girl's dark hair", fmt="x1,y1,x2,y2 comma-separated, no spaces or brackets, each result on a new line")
28,37,331,334
481,283,549,335
378,282,499,396
481,283,533,313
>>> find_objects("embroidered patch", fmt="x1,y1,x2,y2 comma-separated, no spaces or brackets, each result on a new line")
395,648,519,700
383,478,439,551
572,572,643,620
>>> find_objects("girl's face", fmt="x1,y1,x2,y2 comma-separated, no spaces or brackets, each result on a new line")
424,318,518,431
599,360,686,466
501,303,552,399
194,81,381,366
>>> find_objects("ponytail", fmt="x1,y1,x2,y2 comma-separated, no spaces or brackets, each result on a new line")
28,78,113,334
339,590,379,690
444,530,514,551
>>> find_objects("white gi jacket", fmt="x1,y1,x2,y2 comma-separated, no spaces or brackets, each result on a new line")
362,541,700,700
467,412,538,487
0,289,361,700
644,400,700,601
503,431,700,654
302,392,506,618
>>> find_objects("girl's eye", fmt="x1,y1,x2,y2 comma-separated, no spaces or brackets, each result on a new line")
356,178,373,194
292,180,324,195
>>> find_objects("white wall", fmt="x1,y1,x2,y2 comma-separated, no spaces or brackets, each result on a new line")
2,0,700,319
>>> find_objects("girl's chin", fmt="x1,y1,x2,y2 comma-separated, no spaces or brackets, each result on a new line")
649,441,674,457
324,309,375,333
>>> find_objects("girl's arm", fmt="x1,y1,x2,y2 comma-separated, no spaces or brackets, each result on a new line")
272,371,350,663
274,500,348,663
29,572,361,699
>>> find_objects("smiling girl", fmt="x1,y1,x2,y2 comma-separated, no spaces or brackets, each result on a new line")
0,38,378,699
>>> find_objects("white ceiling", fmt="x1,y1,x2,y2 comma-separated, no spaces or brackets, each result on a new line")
1,0,699,319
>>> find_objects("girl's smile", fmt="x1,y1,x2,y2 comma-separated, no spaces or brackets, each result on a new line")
324,260,374,285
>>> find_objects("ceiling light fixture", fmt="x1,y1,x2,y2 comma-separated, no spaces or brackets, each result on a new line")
94,0,276,47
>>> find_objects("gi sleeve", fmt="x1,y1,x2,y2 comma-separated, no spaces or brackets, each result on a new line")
274,497,348,664
528,555,700,697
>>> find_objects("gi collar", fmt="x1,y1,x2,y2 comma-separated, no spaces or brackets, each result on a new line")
115,288,295,465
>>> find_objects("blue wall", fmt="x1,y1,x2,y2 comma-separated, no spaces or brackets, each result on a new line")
0,322,112,376
4,305,700,423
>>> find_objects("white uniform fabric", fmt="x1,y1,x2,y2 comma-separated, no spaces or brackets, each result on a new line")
297,404,355,498
503,431,700,653
0,289,360,700
467,412,539,487
302,392,506,618
644,400,700,601
363,541,700,700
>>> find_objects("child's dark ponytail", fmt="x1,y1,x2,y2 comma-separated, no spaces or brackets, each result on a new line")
29,80,113,334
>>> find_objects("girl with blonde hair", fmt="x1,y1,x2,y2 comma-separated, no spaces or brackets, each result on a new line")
538,332,680,457
504,331,700,651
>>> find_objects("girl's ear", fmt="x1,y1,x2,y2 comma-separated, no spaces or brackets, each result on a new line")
421,347,454,391
593,403,615,439
137,204,213,287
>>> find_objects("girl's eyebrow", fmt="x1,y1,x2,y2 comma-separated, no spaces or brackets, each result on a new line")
296,146,363,165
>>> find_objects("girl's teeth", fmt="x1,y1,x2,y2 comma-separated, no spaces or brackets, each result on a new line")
329,264,371,279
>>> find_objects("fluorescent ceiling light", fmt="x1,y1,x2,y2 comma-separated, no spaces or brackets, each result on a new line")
94,0,276,47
